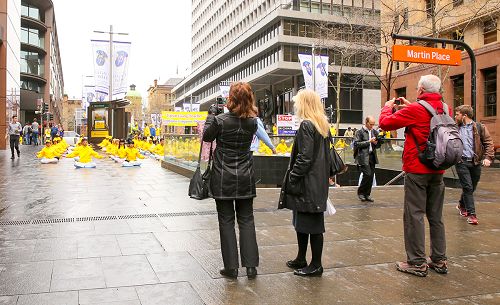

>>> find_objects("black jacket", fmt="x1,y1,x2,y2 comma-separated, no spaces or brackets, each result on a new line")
353,128,381,166
203,112,258,200
278,120,330,213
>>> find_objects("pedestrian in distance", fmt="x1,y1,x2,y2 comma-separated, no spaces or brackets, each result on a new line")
31,118,39,146
379,74,453,277
50,124,58,140
353,116,381,202
202,81,260,280
22,122,32,145
454,105,494,225
7,115,22,159
278,89,332,277
343,126,354,145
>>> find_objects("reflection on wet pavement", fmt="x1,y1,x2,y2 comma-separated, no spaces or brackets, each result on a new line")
0,145,499,304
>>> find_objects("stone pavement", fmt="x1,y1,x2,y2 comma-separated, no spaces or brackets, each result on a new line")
0,145,499,305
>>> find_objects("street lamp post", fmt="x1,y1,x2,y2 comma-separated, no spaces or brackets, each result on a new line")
93,25,128,137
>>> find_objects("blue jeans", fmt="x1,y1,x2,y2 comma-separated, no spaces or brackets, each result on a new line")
32,132,39,145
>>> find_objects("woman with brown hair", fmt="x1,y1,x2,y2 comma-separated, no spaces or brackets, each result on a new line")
203,81,259,279
279,89,332,277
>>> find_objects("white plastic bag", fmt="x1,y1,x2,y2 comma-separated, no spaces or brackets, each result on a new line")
325,198,336,216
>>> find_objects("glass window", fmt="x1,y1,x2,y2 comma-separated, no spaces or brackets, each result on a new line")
451,74,464,109
300,0,310,12
395,87,406,98
483,67,497,117
452,0,463,7
425,0,434,19
452,30,465,50
484,20,497,45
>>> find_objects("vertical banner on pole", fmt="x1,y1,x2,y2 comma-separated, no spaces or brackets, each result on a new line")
112,41,131,97
183,103,192,112
298,54,329,98
91,40,131,100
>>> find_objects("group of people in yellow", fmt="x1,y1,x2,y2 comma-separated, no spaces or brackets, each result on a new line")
36,136,102,168
36,137,69,164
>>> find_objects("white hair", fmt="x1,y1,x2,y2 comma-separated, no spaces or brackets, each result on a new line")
418,75,441,93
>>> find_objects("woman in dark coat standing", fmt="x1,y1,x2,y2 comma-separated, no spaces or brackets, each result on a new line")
202,82,259,279
278,89,331,277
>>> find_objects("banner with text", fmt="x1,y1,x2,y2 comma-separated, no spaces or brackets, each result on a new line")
91,40,132,100
161,111,208,127
277,114,299,135
298,54,329,98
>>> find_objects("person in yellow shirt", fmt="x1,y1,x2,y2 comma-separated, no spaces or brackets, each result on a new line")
122,139,145,167
152,138,165,160
37,140,59,164
66,138,103,168
112,139,128,163
272,123,277,135
144,125,151,138
329,124,337,137
106,139,119,156
334,138,347,149
275,139,289,155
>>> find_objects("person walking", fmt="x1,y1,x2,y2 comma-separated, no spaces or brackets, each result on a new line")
379,74,451,277
353,116,381,202
202,81,260,279
278,89,331,277
22,122,31,145
454,105,494,225
50,124,58,140
7,115,22,159
31,118,39,145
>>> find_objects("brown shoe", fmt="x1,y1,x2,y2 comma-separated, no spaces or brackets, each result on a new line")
427,258,448,274
395,261,428,277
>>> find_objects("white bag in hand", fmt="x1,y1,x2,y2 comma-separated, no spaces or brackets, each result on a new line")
325,198,336,216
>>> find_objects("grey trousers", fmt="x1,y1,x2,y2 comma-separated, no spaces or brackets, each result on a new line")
403,173,446,265
215,198,259,269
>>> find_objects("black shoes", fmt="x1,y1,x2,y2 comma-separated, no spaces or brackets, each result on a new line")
246,267,257,279
286,259,307,269
11,155,14,160
294,266,324,277
365,196,374,202
220,268,238,279
358,194,366,202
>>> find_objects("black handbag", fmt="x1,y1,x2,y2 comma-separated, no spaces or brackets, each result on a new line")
188,142,213,200
328,134,348,176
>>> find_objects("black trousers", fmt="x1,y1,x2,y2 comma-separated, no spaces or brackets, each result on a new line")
9,135,20,157
215,198,259,269
455,161,481,216
358,153,376,197
404,173,446,265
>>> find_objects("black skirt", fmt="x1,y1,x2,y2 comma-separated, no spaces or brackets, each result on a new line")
292,210,325,234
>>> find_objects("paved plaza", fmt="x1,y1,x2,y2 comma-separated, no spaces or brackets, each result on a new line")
0,145,499,305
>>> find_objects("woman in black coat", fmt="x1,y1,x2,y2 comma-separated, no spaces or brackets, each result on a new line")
202,82,259,279
278,89,331,277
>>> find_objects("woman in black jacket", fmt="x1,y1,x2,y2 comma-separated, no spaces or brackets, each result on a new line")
278,89,331,277
202,82,259,279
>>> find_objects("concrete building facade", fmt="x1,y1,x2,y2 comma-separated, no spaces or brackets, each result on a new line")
20,0,64,129
60,95,81,131
381,0,499,143
174,0,382,131
0,0,21,149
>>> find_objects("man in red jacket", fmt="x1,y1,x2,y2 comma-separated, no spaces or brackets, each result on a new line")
379,74,451,277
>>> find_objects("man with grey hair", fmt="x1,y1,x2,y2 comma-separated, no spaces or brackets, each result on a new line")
378,74,452,277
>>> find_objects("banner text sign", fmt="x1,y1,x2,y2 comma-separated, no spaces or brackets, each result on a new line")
161,111,208,127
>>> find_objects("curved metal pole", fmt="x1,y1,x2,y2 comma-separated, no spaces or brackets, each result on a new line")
391,34,476,111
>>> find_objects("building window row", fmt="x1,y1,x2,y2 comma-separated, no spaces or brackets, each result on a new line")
21,2,43,22
483,67,497,117
20,51,44,77
283,45,381,70
292,0,379,17
21,27,45,49
194,47,281,102
179,23,280,98
283,19,380,45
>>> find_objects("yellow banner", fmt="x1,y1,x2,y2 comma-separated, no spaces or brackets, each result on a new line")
161,111,208,127
91,130,109,138
94,121,106,129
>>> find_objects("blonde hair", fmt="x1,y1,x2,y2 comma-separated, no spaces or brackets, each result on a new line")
293,89,330,138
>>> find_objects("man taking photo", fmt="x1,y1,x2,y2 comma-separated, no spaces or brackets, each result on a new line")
454,105,494,225
379,74,452,277
353,116,381,202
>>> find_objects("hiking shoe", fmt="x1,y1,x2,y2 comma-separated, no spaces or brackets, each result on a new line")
427,258,448,274
456,205,468,217
395,261,428,277
467,215,478,225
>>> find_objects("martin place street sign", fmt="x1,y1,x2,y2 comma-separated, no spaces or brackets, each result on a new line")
392,45,462,66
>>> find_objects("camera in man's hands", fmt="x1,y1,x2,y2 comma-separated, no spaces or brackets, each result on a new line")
209,97,226,115
394,98,404,106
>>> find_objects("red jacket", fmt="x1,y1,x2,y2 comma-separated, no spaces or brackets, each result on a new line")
379,93,452,174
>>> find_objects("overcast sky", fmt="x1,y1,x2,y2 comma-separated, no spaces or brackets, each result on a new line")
52,0,191,101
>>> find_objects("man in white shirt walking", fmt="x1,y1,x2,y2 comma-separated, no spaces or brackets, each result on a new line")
7,115,22,159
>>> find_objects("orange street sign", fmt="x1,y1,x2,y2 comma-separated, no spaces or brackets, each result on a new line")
392,45,462,66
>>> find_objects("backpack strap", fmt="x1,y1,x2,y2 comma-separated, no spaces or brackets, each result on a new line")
441,102,449,116
417,100,438,116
